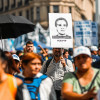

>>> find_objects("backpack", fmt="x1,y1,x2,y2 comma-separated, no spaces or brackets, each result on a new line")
24,74,47,100
43,58,68,74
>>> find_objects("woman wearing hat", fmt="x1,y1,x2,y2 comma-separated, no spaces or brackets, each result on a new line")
61,46,100,100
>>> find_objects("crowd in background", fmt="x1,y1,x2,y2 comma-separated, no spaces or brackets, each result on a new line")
0,40,100,100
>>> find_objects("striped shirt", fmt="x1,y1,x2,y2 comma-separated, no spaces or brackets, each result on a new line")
41,58,74,90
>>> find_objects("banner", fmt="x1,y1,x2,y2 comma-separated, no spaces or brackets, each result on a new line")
92,22,98,46
74,21,98,46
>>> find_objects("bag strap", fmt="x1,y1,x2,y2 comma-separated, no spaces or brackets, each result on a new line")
43,59,52,74
88,71,99,91
34,75,48,100
72,71,99,93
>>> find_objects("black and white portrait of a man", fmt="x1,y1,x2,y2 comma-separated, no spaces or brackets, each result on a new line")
49,13,73,48
52,17,71,39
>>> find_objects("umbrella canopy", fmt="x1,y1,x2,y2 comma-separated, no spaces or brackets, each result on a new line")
0,14,35,39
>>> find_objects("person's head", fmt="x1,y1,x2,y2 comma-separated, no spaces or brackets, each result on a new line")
63,49,69,59
53,48,63,58
55,17,68,35
68,48,73,56
22,52,42,77
0,49,8,74
73,46,92,72
12,54,20,70
16,50,23,57
90,46,98,55
26,40,34,53
4,51,20,75
44,48,48,53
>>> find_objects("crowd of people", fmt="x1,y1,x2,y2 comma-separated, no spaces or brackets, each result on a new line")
0,40,100,100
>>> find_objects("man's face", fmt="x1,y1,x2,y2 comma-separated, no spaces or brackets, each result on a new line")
56,20,67,35
26,44,34,53
53,48,62,57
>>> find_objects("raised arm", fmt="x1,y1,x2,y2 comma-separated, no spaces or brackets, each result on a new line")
38,45,48,57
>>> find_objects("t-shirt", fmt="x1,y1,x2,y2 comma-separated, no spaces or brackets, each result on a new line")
62,68,100,94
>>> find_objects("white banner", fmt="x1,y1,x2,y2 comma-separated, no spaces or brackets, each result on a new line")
74,21,98,46
92,22,98,46
49,13,73,48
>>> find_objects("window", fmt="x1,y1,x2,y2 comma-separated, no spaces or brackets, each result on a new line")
18,0,22,7
69,7,72,13
26,10,29,20
19,11,22,16
53,5,59,13
5,0,9,11
30,7,34,22
25,0,29,5
81,14,86,20
36,7,40,21
0,0,3,12
11,0,16,9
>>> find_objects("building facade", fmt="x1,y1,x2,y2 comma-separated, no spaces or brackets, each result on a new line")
0,0,95,28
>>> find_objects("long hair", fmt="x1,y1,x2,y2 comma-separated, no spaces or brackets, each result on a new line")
4,51,20,74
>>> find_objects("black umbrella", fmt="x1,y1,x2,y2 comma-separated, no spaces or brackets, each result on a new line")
0,14,35,39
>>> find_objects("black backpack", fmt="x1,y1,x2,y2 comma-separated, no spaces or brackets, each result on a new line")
43,58,67,74
43,59,52,74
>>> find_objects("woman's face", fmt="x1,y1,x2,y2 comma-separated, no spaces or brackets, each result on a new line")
74,54,92,71
64,51,69,59
23,58,42,77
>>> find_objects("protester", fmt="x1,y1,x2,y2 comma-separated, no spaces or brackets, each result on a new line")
24,40,34,53
62,46,100,100
41,48,74,100
63,49,74,71
16,52,56,100
38,45,52,63
16,50,23,58
90,46,100,63
4,51,20,75
68,48,74,62
0,49,31,100
12,54,21,73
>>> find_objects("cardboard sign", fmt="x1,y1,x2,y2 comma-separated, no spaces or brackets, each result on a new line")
49,13,73,48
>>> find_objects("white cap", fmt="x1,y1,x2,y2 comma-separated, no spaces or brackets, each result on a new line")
73,46,91,57
12,54,20,61
90,46,98,51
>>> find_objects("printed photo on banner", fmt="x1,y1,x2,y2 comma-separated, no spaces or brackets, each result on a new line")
49,13,73,48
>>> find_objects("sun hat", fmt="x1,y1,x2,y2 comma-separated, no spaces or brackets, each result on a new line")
90,46,98,51
12,54,20,61
73,46,91,57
